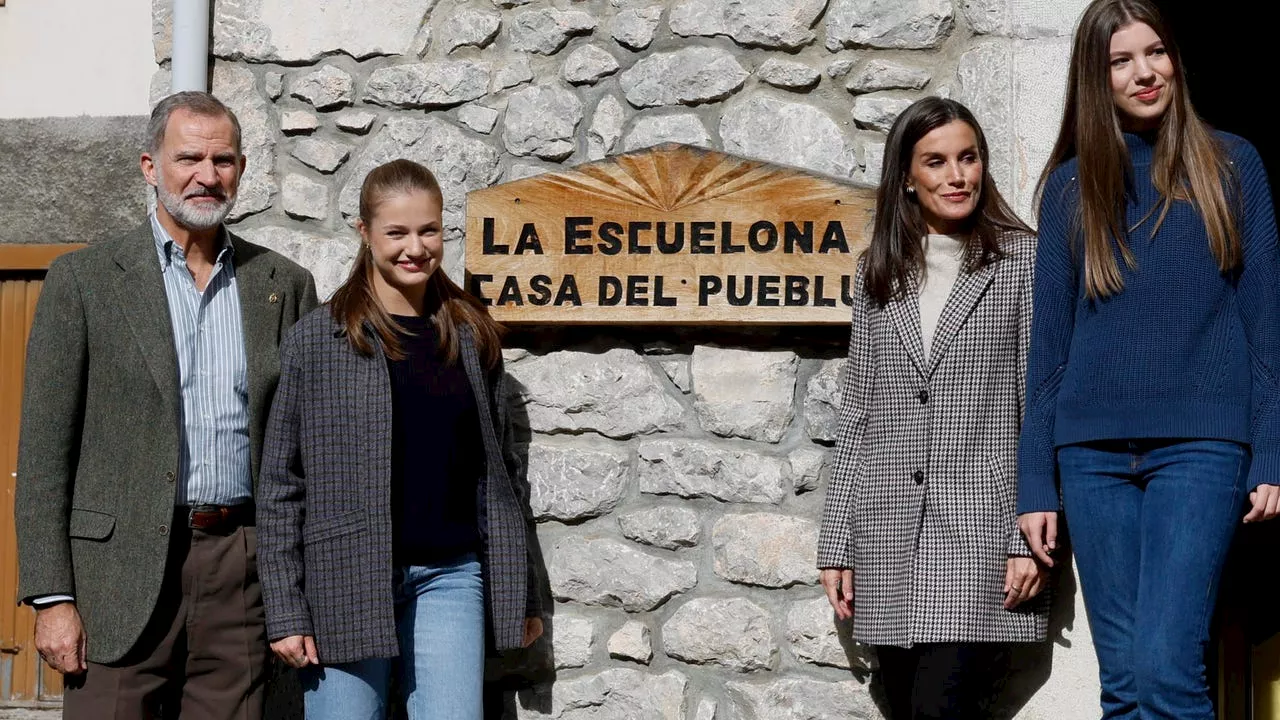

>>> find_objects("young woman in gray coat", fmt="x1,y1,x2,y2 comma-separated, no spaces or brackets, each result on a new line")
257,159,542,720
817,97,1050,719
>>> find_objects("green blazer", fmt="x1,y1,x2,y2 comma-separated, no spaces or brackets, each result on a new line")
14,222,318,664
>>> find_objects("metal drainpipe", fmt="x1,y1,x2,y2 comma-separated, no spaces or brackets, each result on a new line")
170,0,211,92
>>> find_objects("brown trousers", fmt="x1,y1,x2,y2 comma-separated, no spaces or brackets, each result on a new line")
63,519,267,720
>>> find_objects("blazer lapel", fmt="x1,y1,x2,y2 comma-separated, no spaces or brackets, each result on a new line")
232,235,283,374
111,224,180,411
925,261,996,379
885,274,928,380
231,234,283,480
458,328,498,439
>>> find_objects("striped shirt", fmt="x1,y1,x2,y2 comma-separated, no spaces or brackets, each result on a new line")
151,213,252,506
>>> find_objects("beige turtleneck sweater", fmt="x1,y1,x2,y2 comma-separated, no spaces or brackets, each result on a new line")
918,233,966,360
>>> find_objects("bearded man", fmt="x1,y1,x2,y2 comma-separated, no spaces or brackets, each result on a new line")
15,91,318,720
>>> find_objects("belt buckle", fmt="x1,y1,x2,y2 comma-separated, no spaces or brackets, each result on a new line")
188,505,220,530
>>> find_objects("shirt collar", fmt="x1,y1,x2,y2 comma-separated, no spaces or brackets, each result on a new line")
150,211,234,271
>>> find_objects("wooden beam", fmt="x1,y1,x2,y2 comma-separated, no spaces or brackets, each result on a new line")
0,245,86,271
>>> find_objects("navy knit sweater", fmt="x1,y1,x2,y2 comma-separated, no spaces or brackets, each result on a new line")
387,314,483,564
1017,132,1280,514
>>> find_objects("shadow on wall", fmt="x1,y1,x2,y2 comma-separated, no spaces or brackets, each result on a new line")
990,548,1079,720
487,325,850,718
471,326,1078,720
483,390,553,719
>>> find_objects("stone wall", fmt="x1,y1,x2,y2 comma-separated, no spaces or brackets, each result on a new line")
0,117,149,244
0,0,152,244
148,0,1099,717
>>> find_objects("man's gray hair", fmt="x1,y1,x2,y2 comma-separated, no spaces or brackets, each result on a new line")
147,91,242,155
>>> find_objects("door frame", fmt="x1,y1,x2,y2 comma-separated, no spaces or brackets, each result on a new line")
1,243,84,708
0,245,85,271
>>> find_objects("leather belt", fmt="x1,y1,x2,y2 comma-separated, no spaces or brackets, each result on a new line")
180,503,255,532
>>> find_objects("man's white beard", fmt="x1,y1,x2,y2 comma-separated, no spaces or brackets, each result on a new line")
156,170,235,231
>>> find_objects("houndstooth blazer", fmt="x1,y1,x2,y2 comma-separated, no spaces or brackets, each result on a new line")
257,307,541,664
817,232,1049,647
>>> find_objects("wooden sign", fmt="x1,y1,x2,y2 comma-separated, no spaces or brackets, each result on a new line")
464,144,877,324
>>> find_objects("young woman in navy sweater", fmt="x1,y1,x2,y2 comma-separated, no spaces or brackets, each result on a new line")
1017,0,1280,717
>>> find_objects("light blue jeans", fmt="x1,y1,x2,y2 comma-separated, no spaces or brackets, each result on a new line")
301,553,485,720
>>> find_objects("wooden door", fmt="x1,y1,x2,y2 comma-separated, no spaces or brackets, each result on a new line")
1215,518,1280,719
1252,635,1280,719
1,245,83,708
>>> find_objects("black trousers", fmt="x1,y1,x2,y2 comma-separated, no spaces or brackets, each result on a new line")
876,643,1011,720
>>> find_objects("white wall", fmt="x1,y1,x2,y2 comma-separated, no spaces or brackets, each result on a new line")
0,0,154,118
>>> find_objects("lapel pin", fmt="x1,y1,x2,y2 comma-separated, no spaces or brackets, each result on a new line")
269,292,279,304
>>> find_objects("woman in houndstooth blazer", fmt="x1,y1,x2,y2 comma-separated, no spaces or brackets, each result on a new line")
257,159,542,720
818,97,1050,719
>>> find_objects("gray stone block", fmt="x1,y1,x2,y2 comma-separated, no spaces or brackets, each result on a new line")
669,0,826,50
617,506,702,549
804,358,845,442
662,597,778,671
619,47,749,108
0,116,148,245
636,439,790,504
691,345,799,443
505,349,685,439
721,95,857,178
712,513,819,587
547,537,697,611
526,441,630,522
520,669,687,719
726,677,878,719
826,0,955,50
622,113,711,151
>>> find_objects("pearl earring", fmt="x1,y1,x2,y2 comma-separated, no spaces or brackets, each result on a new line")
906,186,915,194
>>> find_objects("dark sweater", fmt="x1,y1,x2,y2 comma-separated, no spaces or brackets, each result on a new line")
1018,132,1280,513
387,314,483,564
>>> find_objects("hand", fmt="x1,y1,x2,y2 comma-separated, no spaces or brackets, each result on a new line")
1017,511,1059,567
1004,556,1049,609
1244,484,1280,523
523,617,544,647
34,602,87,675
270,635,319,668
819,568,854,620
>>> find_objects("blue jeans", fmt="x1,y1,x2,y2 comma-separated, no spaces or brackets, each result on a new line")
1058,439,1248,720
301,554,485,720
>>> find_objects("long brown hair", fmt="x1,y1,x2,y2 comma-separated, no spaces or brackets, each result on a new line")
1038,0,1240,299
329,159,505,368
864,96,1032,307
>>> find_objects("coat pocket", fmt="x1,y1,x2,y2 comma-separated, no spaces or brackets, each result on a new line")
302,510,366,544
68,508,116,541
845,463,870,544
986,456,1017,521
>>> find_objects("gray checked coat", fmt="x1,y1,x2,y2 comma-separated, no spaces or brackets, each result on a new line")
257,307,541,664
817,232,1049,646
